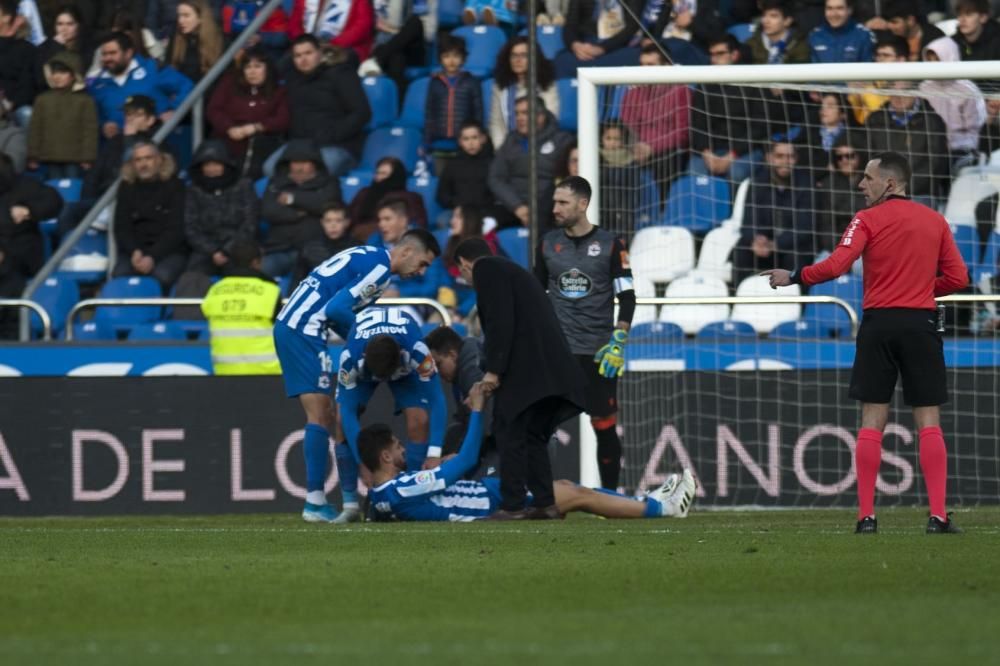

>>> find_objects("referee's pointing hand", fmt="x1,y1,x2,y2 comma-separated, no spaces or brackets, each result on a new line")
760,269,792,289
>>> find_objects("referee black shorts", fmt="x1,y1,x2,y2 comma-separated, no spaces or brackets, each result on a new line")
849,308,948,407
575,354,618,419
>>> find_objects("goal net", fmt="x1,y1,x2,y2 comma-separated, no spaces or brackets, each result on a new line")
575,59,1000,507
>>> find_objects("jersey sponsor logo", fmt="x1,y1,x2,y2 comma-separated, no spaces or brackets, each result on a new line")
558,268,593,298
587,241,601,257
842,217,862,246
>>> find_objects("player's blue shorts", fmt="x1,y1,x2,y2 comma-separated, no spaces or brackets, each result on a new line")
273,324,334,398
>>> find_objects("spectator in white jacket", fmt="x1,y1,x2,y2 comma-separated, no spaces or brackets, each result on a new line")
919,35,987,170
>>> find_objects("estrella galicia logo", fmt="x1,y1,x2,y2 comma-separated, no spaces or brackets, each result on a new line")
558,269,593,298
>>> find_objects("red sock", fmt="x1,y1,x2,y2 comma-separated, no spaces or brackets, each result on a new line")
855,428,883,520
919,426,948,519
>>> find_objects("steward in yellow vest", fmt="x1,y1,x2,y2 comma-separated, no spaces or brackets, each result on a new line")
200,241,281,375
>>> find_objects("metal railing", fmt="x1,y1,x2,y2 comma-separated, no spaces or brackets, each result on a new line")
65,297,452,340
19,0,287,340
0,300,52,340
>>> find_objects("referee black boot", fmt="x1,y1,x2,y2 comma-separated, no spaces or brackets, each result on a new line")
855,516,878,534
926,513,963,534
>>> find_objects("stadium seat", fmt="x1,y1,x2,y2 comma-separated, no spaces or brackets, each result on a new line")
57,228,109,283
407,175,441,223
662,174,731,235
30,275,80,338
277,274,294,297
421,322,439,338
731,275,801,334
696,320,757,339
496,227,530,267
359,127,422,172
340,174,368,204
556,78,578,131
254,177,268,197
174,320,209,341
629,226,695,285
481,77,493,125
768,319,826,339
127,321,189,341
727,23,755,42
935,18,958,35
951,224,980,270
72,320,115,341
629,320,684,344
93,276,163,336
696,224,741,283
433,228,451,254
631,276,658,324
659,273,729,335
974,231,1000,285
46,177,83,203
520,25,564,60
164,123,193,172
451,26,507,78
802,273,863,337
397,76,430,129
438,0,464,27
362,76,400,129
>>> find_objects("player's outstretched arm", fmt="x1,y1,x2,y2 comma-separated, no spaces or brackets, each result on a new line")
436,384,487,486
424,373,447,461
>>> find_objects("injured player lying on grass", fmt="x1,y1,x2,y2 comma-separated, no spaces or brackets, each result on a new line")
359,383,696,522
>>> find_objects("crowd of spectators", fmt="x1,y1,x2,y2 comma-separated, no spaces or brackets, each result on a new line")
1,0,999,335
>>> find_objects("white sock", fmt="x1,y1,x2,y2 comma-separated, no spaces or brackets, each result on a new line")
343,502,360,510
306,490,327,505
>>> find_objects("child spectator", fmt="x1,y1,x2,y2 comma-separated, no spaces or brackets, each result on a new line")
436,120,494,219
348,156,428,240
294,200,359,282
424,34,482,151
440,204,497,319
26,51,97,179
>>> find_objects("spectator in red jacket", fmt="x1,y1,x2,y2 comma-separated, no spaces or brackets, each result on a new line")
287,0,375,65
207,46,290,179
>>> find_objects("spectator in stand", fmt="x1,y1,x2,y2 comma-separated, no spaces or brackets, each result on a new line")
641,0,724,50
260,138,341,277
358,0,425,99
846,33,907,125
808,0,874,63
555,139,578,182
436,120,494,220
689,34,767,184
882,0,944,62
814,133,866,253
0,151,60,336
599,122,653,231
920,36,987,171
57,95,161,238
731,140,816,285
440,204,496,320
287,0,375,66
272,34,370,178
222,0,290,61
489,36,558,151
798,91,852,182
866,80,949,206
166,0,224,83
0,104,26,173
488,95,573,231
554,0,642,78
207,46,289,179
981,97,1000,157
184,139,259,276
952,0,1000,61
621,42,689,200
462,0,518,28
26,51,97,179
293,199,358,282
348,156,428,240
88,32,194,139
113,139,189,290
0,0,37,128
368,193,442,300
36,6,94,75
14,0,44,45
91,7,166,74
748,0,809,64
424,34,481,151
147,0,223,41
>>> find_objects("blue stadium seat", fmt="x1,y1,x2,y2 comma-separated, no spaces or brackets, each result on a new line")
598,85,626,121
727,23,755,42
975,231,1000,285
496,227,530,267
398,76,430,129
519,25,564,60
340,174,369,204
451,25,507,78
481,77,493,125
438,0,464,27
769,319,826,339
696,320,757,339
362,76,400,129
57,229,109,284
277,274,294,297
175,320,210,341
94,276,163,335
164,123,193,172
72,320,115,341
433,228,451,254
46,178,83,203
421,322,440,337
127,321,189,341
662,174,731,235
407,175,441,224
556,78,578,131
30,275,80,338
254,177,268,197
951,224,979,269
802,274,863,336
629,321,685,343
359,126,422,172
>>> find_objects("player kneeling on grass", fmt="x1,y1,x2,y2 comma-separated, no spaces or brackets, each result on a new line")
359,383,696,522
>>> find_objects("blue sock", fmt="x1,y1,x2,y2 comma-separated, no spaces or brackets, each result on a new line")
303,423,330,494
405,442,428,471
643,497,663,518
335,442,359,505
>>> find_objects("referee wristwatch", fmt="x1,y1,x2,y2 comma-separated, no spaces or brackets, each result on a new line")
788,268,803,285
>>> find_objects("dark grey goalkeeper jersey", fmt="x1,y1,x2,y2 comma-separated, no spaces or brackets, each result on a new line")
535,226,634,355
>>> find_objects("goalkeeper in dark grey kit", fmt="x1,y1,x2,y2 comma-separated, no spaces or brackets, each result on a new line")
535,176,636,490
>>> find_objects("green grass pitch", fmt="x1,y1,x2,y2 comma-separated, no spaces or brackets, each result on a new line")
2,508,999,666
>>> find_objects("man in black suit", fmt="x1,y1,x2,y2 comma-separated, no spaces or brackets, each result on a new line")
454,238,587,519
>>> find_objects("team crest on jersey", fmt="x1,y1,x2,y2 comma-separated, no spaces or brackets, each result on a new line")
587,241,601,257
558,269,593,298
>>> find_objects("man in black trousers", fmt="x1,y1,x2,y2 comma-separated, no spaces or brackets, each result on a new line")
454,238,587,519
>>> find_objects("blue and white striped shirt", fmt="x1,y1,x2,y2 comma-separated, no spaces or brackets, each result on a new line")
370,471,500,522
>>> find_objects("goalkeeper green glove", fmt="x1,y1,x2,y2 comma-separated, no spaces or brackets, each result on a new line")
594,329,628,378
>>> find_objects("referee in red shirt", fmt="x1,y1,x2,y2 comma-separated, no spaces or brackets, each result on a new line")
763,152,968,534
